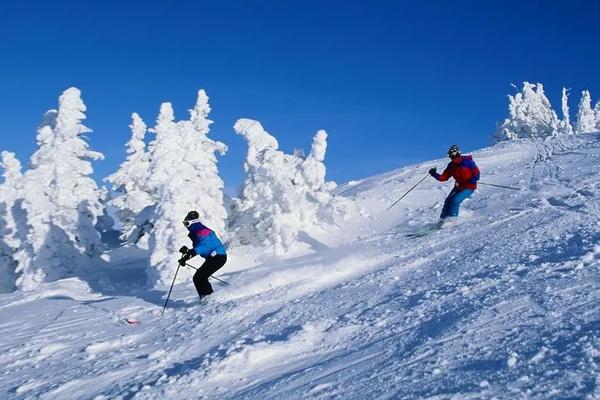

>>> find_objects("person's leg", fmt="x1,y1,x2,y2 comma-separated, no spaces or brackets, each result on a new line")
202,255,227,280
192,264,212,297
440,189,458,219
193,255,227,297
447,189,474,217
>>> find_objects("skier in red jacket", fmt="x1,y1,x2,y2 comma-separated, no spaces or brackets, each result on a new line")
429,145,480,225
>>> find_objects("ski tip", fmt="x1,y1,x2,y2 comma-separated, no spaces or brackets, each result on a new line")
125,318,140,325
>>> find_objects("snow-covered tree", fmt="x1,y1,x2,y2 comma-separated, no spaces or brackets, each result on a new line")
494,82,560,142
0,152,23,292
299,130,352,225
147,90,228,286
575,90,596,134
13,87,105,291
230,119,352,253
229,119,293,251
594,101,600,131
558,87,574,135
106,113,153,244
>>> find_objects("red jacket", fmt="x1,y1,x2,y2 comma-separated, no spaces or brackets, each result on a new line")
434,155,480,190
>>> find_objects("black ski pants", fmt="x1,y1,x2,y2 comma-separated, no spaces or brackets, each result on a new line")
193,254,227,297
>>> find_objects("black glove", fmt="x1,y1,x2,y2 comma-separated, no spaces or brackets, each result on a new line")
429,167,437,176
186,248,196,258
177,247,195,266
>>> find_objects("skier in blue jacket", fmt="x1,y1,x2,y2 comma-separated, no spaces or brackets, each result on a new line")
179,210,227,297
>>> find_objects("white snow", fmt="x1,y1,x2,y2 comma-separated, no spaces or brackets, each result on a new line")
1,131,600,398
559,88,574,135
106,113,154,245
12,88,105,291
0,151,23,292
230,119,354,253
576,90,597,134
495,82,560,142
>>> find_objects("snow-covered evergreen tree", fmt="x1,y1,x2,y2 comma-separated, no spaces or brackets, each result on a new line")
299,130,352,225
0,152,23,292
147,90,228,286
575,90,596,134
229,119,294,251
13,88,105,291
594,101,600,131
231,119,352,253
106,113,153,244
558,87,574,135
494,82,560,142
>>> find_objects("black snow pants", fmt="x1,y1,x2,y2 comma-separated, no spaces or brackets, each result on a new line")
193,254,227,297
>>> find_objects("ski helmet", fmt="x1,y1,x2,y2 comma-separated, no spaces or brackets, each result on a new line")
183,210,200,227
447,145,460,159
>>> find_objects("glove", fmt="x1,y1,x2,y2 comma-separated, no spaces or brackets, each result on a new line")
177,248,196,266
186,248,196,258
429,167,437,176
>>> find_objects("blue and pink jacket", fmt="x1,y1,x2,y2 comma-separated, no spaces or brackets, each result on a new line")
187,222,227,258
433,155,480,190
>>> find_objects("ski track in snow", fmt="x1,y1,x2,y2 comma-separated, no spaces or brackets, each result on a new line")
2,134,600,399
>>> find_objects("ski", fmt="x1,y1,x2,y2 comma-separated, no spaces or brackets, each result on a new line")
405,222,441,238
405,229,436,238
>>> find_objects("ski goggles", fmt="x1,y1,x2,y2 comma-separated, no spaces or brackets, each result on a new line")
182,218,202,227
448,150,460,159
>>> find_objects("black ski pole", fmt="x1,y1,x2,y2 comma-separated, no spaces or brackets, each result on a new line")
209,274,230,286
387,173,430,210
183,262,230,286
161,262,182,316
478,182,521,191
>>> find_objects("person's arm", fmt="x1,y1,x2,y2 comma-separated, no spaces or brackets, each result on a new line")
468,160,480,184
469,165,480,184
432,164,452,182
178,245,195,265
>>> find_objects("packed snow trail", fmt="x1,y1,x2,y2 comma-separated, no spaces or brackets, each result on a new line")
2,134,600,399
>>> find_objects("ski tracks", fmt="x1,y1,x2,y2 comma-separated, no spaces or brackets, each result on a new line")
2,135,600,399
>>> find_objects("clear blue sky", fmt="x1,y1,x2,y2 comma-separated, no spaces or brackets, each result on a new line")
1,0,599,192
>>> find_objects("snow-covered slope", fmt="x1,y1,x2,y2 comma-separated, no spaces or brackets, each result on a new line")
2,134,600,399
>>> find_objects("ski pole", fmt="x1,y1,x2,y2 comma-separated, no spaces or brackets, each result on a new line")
478,182,521,191
387,173,430,210
209,274,230,286
183,262,230,286
161,263,182,316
